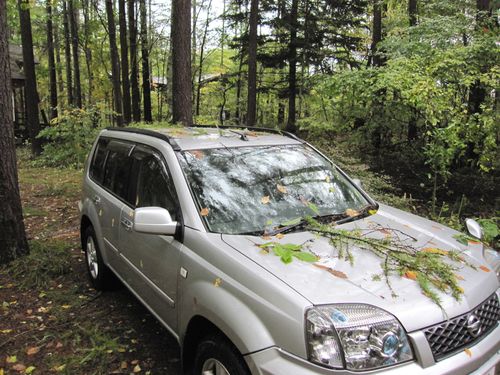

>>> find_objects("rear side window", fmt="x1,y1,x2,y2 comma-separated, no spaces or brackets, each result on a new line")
89,138,109,183
102,140,134,203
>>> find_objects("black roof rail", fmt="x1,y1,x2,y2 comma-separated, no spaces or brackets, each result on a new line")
104,127,181,151
104,124,302,150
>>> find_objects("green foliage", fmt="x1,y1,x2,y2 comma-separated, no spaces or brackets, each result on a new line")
5,240,73,289
36,107,104,168
258,242,318,264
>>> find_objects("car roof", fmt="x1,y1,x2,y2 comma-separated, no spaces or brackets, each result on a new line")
103,125,303,151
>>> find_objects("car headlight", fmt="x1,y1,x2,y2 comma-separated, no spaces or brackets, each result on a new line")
306,304,413,370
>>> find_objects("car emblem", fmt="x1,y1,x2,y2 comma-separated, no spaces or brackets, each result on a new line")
467,314,482,338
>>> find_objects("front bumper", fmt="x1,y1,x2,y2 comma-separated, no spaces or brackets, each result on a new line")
245,323,500,375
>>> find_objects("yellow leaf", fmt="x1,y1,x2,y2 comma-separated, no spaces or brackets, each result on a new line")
261,235,271,240
117,348,126,353
213,278,222,287
26,347,40,356
368,209,378,215
61,305,71,309
200,208,209,217
133,364,142,373
120,361,128,369
261,196,270,204
455,274,465,281
52,364,66,372
6,356,17,364
106,349,113,354
276,184,287,194
0,368,4,375
457,286,464,294
479,265,491,272
275,233,284,240
0,329,12,334
25,366,36,374
345,208,359,217
422,247,448,255
325,176,331,183
464,348,472,357
404,271,418,280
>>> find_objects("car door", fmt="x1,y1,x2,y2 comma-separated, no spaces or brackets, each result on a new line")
118,145,183,331
90,139,133,267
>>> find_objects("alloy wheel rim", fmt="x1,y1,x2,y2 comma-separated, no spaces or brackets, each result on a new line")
86,236,99,279
201,358,230,375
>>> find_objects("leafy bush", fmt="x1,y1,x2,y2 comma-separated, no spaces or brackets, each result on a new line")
36,107,105,168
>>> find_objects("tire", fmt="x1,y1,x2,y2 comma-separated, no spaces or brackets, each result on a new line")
193,334,250,375
83,226,115,290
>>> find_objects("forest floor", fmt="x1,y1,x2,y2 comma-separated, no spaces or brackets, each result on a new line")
0,157,181,374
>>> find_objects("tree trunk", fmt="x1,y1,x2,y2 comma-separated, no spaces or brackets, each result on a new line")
140,0,152,122
54,20,64,101
47,0,58,120
407,0,418,141
371,0,382,67
63,0,73,106
408,0,417,27
18,0,42,155
128,0,141,121
0,0,30,264
105,0,124,126
171,0,193,126
69,0,82,107
285,0,298,133
119,0,131,124
246,0,258,127
82,0,93,104
195,0,212,116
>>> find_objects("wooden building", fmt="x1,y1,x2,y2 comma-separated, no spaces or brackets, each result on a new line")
9,44,29,140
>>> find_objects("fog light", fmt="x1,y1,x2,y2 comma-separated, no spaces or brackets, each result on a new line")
382,332,399,357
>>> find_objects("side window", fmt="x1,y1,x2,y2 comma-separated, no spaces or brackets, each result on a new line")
133,149,178,220
89,138,109,183
102,140,134,203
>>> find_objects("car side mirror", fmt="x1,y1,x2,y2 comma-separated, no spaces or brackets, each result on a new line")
134,207,178,236
352,178,364,189
465,218,482,240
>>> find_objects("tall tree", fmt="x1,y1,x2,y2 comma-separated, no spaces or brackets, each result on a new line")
195,0,212,116
63,0,73,106
407,0,417,141
139,0,152,122
82,0,93,104
0,0,30,264
69,0,82,107
105,0,124,126
285,0,298,133
128,0,141,121
119,0,131,124
47,0,58,120
171,0,193,126
18,0,42,155
371,0,383,67
246,0,258,127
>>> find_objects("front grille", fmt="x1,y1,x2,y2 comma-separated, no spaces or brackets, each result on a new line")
423,293,500,360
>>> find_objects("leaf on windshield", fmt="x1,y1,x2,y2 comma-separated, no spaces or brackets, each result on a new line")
325,175,331,183
308,203,320,215
345,208,359,217
261,196,270,205
329,187,335,193
191,150,205,160
200,208,210,216
276,184,287,194
280,217,302,226
368,209,378,215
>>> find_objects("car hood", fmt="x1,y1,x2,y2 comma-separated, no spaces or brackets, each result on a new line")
221,204,499,332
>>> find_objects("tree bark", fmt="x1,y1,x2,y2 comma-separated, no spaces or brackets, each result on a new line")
128,0,141,121
285,0,298,133
171,0,193,126
246,0,258,127
47,0,58,120
105,0,124,126
54,19,64,101
69,0,82,107
371,0,382,67
407,0,418,141
119,0,131,124
18,0,42,155
408,0,417,27
82,0,93,104
0,0,30,264
63,0,73,106
140,0,152,122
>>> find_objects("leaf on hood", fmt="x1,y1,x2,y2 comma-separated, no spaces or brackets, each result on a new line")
200,208,209,217
368,209,378,215
261,196,270,205
345,208,359,217
479,265,490,272
422,247,448,255
328,269,348,279
404,270,418,280
276,184,287,194
275,233,284,239
464,348,472,357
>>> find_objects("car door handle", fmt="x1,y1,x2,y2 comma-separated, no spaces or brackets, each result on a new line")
120,218,132,231
92,195,101,205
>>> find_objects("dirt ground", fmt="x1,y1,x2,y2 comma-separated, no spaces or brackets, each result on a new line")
0,162,181,374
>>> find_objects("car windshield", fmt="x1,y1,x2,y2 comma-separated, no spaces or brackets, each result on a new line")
178,145,369,234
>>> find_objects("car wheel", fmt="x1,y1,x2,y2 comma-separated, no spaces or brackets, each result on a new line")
83,226,114,290
193,334,250,375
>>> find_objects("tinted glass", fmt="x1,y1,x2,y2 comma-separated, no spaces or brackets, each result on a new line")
134,150,178,220
89,138,109,183
102,141,133,202
179,145,369,234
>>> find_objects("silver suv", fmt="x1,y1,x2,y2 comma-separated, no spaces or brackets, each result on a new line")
79,126,499,375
